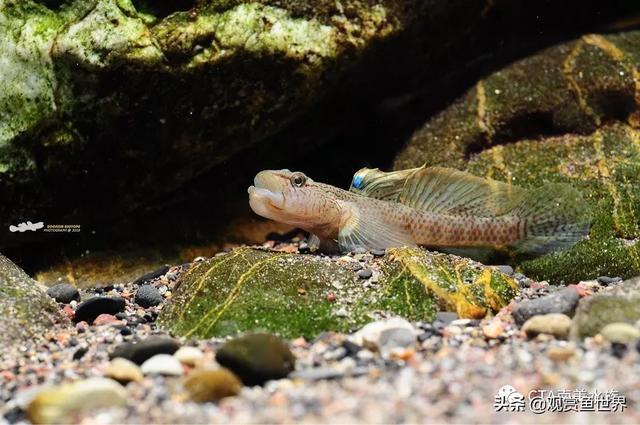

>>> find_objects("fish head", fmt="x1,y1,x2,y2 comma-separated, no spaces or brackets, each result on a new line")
248,170,342,237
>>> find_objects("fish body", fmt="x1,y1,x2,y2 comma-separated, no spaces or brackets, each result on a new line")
248,167,591,255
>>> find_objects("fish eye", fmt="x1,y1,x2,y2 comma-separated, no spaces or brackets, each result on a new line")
290,172,307,187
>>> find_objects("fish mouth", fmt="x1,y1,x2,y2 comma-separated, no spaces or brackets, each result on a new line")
248,185,285,216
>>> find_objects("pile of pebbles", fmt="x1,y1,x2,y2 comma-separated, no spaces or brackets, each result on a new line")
1,239,638,423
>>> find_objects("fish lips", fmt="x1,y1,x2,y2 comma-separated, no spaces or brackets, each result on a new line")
248,185,285,218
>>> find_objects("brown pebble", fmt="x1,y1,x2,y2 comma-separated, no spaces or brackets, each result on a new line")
547,345,576,362
184,368,242,402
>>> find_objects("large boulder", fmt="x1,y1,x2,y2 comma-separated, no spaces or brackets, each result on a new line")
157,247,517,338
0,0,629,250
394,31,640,283
0,253,69,347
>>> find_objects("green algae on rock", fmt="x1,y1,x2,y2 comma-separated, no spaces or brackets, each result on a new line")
157,247,518,339
467,124,640,283
571,276,640,339
0,0,407,247
392,31,640,283
0,253,69,348
394,31,640,170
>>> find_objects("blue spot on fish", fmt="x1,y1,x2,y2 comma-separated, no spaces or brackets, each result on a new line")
352,175,363,189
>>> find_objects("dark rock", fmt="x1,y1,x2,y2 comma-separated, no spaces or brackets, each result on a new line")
342,340,362,356
115,312,127,320
72,346,88,360
371,249,386,257
74,297,125,323
46,283,80,304
357,269,372,279
512,288,580,326
135,285,163,308
436,312,458,325
109,337,181,365
216,333,295,386
119,327,132,336
611,342,628,359
132,266,170,286
597,276,622,286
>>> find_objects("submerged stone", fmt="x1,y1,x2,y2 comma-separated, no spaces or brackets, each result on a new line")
0,254,69,348
215,333,295,386
393,31,640,282
157,247,517,339
571,276,640,338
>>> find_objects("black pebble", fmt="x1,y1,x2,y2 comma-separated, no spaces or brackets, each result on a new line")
74,296,125,323
357,269,372,279
73,346,88,360
134,285,164,308
597,276,622,286
371,249,386,257
611,342,627,359
133,266,171,286
143,312,155,323
109,337,181,365
3,406,25,424
93,287,104,294
46,283,80,304
115,312,127,320
102,284,114,292
120,327,132,336
512,287,580,326
342,339,362,356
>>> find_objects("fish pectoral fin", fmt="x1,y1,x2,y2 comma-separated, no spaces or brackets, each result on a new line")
337,204,416,252
306,234,340,254
307,234,321,251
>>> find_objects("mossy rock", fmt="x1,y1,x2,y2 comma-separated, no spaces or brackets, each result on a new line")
157,247,517,339
394,31,640,169
1,0,628,251
0,253,70,347
571,276,640,339
393,31,640,283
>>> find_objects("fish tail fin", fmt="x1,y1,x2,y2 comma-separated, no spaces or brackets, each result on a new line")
510,183,591,255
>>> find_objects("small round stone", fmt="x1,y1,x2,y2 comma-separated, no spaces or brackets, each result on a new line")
173,346,205,367
134,285,164,308
357,269,372,279
46,283,80,304
104,358,143,383
184,368,242,402
140,354,183,376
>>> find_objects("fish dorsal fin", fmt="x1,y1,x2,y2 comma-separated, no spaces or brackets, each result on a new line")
352,166,525,217
337,202,416,252
398,167,525,216
349,166,423,202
